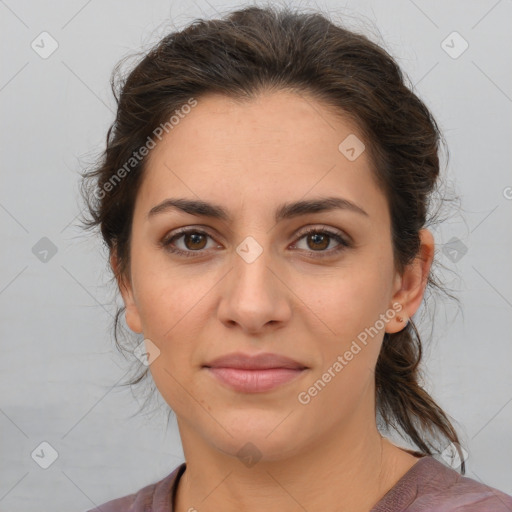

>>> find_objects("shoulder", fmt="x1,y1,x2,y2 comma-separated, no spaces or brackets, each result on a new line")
373,456,512,512
403,456,511,511
85,463,186,512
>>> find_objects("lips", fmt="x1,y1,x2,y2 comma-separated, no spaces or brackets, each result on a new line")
203,352,308,393
203,352,307,370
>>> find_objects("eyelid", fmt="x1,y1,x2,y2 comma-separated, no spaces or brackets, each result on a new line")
293,225,351,243
160,225,223,245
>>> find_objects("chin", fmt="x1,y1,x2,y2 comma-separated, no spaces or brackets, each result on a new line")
205,416,305,463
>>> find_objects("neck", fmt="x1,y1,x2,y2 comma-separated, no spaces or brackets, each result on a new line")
174,417,419,512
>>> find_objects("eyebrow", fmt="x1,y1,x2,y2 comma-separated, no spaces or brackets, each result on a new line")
147,196,369,223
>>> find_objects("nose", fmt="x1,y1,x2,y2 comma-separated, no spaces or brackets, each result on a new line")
216,239,292,335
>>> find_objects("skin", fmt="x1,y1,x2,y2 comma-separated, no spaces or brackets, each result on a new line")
112,90,435,512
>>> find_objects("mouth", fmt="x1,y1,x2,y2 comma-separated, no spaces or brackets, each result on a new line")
203,351,307,370
204,367,307,393
202,352,308,393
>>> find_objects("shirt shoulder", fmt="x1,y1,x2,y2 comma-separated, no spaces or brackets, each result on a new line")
372,456,512,512
85,463,186,512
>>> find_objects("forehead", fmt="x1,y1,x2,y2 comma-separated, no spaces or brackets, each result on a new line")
137,90,388,223
148,89,364,161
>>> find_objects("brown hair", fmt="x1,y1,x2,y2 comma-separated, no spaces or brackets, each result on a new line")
80,5,465,472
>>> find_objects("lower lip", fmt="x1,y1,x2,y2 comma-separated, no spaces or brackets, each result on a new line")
205,367,306,393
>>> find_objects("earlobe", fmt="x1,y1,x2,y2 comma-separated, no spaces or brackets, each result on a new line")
385,229,435,334
110,251,143,334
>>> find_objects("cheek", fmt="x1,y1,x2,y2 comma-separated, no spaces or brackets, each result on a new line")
131,258,215,366
294,270,391,417
294,262,392,338
292,262,393,401
140,285,206,415
131,248,210,338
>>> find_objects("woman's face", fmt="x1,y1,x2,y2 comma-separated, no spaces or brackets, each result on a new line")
117,90,419,462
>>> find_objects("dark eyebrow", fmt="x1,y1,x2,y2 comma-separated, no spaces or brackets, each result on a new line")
147,196,369,222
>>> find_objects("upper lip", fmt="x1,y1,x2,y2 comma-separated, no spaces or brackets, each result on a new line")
203,352,307,370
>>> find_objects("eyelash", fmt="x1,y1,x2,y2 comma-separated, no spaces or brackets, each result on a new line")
160,226,351,259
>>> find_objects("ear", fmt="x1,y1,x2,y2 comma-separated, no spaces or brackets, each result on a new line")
385,228,434,334
110,250,143,334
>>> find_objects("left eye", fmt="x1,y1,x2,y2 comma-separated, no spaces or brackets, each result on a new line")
292,228,350,255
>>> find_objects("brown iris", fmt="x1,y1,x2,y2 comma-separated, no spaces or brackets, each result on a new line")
307,232,329,251
184,232,208,250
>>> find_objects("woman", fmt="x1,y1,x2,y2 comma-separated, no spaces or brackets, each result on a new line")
80,5,512,511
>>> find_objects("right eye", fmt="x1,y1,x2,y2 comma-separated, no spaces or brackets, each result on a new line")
161,228,221,258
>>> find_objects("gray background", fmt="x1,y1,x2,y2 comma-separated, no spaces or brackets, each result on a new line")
1,0,511,510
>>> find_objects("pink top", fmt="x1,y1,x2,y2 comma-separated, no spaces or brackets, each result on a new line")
87,456,512,511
